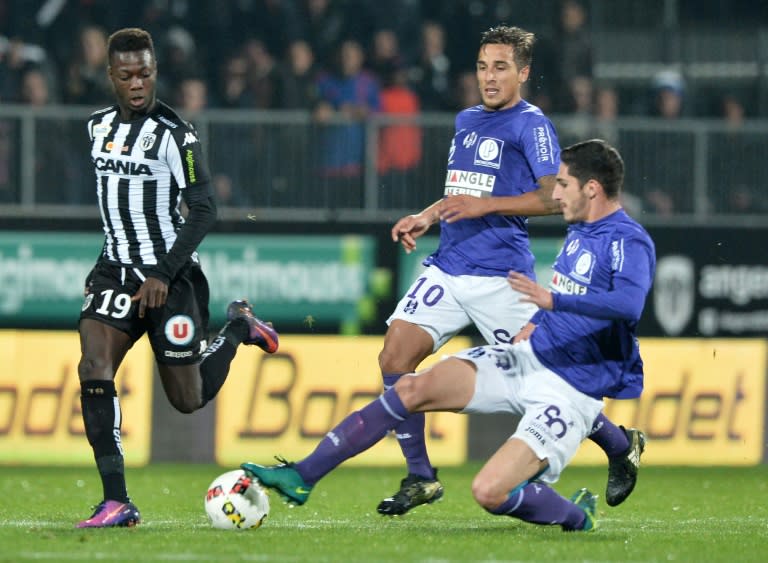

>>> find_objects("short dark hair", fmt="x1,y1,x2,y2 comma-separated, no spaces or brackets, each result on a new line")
560,139,625,199
479,25,535,69
108,28,155,61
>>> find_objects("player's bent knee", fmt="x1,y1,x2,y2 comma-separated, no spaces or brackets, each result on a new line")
471,476,508,510
393,372,434,411
167,395,201,414
78,356,112,381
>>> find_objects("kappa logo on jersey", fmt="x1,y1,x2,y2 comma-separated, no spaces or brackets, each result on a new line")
462,131,477,148
550,271,587,295
444,169,496,197
93,157,153,176
473,137,504,169
182,132,198,146
571,250,596,283
533,125,553,163
139,132,157,151
165,314,195,345
565,238,580,256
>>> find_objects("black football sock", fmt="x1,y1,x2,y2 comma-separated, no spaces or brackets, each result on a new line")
80,380,129,503
199,322,243,404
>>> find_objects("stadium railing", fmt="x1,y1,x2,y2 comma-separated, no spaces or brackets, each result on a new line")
1,104,767,226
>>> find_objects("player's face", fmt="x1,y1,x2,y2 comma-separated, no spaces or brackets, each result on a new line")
476,44,529,111
553,163,592,223
108,49,157,119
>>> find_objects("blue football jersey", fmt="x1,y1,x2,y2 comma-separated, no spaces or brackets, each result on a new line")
425,101,560,278
530,209,656,399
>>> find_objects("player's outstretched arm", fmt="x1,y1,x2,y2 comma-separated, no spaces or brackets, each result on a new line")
391,199,442,253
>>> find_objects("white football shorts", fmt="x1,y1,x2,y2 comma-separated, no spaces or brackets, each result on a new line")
387,265,538,351
457,340,604,483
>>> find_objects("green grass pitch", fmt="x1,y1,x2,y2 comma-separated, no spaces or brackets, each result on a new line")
0,464,766,562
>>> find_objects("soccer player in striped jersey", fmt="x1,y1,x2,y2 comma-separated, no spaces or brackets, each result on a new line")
376,25,645,515
242,139,656,532
76,28,278,528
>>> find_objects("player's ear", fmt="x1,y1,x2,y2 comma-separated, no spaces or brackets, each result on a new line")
587,179,600,199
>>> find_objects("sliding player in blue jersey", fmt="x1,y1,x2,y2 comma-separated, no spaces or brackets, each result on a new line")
376,25,643,515
242,139,656,532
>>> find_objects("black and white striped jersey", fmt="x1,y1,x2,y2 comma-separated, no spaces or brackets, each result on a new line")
88,101,210,268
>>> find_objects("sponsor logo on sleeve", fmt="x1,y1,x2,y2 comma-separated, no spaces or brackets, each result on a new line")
533,125,553,163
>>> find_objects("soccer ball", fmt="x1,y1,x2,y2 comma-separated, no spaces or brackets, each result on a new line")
204,469,269,530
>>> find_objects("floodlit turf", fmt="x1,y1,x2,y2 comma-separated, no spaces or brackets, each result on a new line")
0,464,766,562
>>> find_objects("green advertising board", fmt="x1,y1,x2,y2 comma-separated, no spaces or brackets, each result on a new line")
0,232,382,333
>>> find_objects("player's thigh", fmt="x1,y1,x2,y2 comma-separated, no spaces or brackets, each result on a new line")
147,264,210,365
395,356,477,412
379,319,435,373
78,318,134,381
461,276,538,345
158,362,203,413
387,266,472,352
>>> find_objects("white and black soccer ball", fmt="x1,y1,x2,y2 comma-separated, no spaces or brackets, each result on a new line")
204,469,269,530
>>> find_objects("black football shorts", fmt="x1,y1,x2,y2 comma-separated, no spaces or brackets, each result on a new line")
79,261,211,365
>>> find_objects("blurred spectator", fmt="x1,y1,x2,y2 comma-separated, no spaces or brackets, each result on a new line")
454,69,481,110
369,28,403,76
314,39,381,208
229,0,303,61
592,84,620,146
19,66,87,204
626,68,692,216
408,20,453,111
276,39,321,205
0,117,15,203
554,0,593,112
175,76,208,117
650,69,685,119
709,93,764,214
556,75,594,146
279,39,319,110
242,37,283,109
300,0,353,69
156,26,199,101
64,25,111,106
217,53,250,108
377,61,422,209
0,36,48,101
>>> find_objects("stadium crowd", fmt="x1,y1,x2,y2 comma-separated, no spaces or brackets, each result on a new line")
0,0,762,118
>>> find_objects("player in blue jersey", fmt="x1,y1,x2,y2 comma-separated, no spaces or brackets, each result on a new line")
377,25,644,515
241,138,656,532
